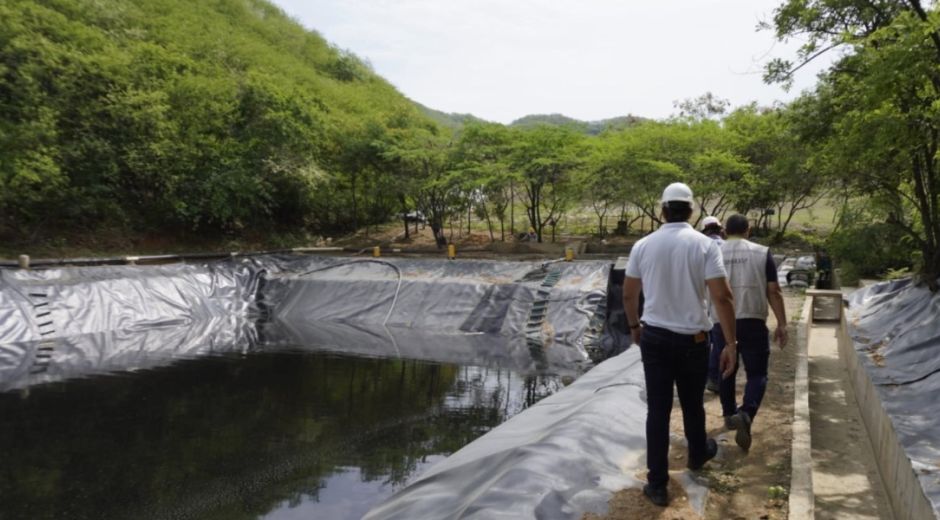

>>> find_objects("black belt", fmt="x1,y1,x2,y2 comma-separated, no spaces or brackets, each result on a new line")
642,324,708,344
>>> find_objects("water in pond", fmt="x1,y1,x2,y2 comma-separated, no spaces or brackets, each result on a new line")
0,349,565,520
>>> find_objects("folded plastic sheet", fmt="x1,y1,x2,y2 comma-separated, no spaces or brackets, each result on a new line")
0,256,612,390
0,263,261,343
363,347,708,519
845,279,940,513
262,258,611,368
0,261,265,391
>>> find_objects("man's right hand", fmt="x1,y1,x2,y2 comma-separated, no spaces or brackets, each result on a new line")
720,344,737,379
630,325,643,346
775,324,789,349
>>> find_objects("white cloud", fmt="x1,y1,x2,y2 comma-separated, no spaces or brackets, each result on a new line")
271,0,831,123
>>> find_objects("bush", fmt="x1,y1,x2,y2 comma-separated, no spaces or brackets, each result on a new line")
771,229,824,250
883,266,912,280
836,263,861,287
827,221,914,280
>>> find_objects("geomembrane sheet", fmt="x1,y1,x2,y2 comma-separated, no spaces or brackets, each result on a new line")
0,255,612,390
846,279,940,515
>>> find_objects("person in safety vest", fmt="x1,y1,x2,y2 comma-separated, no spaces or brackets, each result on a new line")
714,214,788,452
623,183,738,507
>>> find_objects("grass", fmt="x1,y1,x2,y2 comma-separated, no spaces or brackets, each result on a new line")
781,198,840,234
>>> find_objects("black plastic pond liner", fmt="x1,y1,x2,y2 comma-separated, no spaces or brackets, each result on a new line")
362,347,708,520
844,277,940,386
846,279,940,515
0,255,615,392
0,255,710,519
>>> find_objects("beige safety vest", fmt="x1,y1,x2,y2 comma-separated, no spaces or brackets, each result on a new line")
721,238,769,320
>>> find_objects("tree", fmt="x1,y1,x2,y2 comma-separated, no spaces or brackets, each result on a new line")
384,126,457,248
0,0,440,246
688,149,750,221
673,92,731,121
768,0,940,282
509,126,584,243
453,123,515,241
723,105,827,238
607,122,692,230
580,138,621,238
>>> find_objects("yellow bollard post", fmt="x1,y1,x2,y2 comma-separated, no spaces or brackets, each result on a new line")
372,246,381,258
565,246,575,262
447,243,456,260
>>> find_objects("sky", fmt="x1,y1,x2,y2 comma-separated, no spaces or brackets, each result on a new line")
269,0,833,124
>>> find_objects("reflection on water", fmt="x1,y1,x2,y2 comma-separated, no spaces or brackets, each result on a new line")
0,349,564,520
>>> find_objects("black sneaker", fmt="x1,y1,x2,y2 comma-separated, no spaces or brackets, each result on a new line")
687,438,718,471
734,411,752,452
706,379,720,394
643,483,668,507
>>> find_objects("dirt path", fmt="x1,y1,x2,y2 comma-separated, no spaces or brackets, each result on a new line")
586,291,803,520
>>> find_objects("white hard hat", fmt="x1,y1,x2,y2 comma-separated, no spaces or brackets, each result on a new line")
701,216,721,230
661,182,694,206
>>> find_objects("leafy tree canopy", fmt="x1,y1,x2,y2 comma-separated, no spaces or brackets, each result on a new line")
766,0,940,283
0,0,435,239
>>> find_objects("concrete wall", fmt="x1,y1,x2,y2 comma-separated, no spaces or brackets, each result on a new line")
837,317,936,520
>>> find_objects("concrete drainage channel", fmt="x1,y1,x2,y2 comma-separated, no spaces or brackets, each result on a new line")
795,282,940,520
788,296,815,519
839,281,940,519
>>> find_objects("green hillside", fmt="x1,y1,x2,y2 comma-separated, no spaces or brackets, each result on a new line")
510,113,646,135
415,102,488,130
0,0,437,243
2,0,937,279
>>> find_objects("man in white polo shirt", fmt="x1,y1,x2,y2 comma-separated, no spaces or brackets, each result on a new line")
623,182,738,507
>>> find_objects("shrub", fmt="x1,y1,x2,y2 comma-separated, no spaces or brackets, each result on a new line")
827,221,914,280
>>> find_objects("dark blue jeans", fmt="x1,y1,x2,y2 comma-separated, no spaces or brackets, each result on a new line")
707,323,722,384
639,325,709,488
713,319,770,419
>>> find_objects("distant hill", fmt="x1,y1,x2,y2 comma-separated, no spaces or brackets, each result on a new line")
415,103,489,130
414,106,647,134
510,113,647,135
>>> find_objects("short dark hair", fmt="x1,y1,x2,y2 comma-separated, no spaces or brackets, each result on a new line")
662,201,693,223
725,214,749,235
